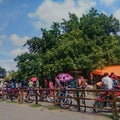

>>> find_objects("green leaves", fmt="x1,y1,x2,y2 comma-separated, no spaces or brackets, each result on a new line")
14,8,120,82
0,66,6,77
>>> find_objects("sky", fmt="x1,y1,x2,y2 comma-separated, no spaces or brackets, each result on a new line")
0,0,120,72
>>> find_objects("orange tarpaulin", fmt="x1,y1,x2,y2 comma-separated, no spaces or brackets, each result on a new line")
92,65,120,76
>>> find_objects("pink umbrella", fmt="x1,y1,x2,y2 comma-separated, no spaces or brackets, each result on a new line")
55,73,73,82
30,77,38,82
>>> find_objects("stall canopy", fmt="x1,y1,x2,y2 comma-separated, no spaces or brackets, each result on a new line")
92,65,120,76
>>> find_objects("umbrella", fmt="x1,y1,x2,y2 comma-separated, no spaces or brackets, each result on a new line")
55,73,73,82
92,65,120,76
30,77,38,82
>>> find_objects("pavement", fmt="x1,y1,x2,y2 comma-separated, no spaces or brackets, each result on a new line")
0,101,113,120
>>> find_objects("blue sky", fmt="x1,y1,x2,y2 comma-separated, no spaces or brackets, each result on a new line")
0,0,120,71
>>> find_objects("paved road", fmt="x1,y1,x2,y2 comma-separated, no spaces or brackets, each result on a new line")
0,101,112,120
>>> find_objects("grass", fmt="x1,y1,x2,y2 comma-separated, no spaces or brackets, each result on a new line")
110,113,120,120
0,99,4,102
48,105,61,110
30,103,42,108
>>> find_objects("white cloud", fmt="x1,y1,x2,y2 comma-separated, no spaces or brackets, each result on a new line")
0,33,29,71
28,0,96,29
9,34,29,47
0,34,30,71
0,48,29,71
114,9,120,21
100,0,116,6
11,48,29,57
0,59,17,71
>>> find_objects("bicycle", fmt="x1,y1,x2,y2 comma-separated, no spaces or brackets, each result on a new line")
5,88,19,101
58,88,72,109
24,88,36,103
46,87,72,109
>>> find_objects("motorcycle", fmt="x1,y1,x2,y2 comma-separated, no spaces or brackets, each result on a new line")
93,90,120,113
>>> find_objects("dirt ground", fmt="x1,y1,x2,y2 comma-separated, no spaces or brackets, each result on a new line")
0,101,114,120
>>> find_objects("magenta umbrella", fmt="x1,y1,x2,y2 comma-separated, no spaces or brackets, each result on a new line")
30,77,38,82
55,73,73,82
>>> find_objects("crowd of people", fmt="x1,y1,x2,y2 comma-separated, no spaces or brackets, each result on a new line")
0,73,119,90
0,72,119,98
96,72,120,90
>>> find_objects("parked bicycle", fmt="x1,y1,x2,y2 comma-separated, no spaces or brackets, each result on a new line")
46,87,72,109
24,88,36,103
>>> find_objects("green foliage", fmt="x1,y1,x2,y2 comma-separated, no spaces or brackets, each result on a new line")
30,104,42,108
14,8,120,82
48,105,61,110
0,66,6,77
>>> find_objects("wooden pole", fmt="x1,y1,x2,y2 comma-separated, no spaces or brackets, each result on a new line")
111,91,119,120
53,89,56,105
76,88,80,112
35,89,38,104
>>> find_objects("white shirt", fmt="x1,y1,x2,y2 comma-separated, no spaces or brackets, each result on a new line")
102,76,113,89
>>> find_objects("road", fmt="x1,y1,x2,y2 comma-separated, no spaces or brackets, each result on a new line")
0,101,112,120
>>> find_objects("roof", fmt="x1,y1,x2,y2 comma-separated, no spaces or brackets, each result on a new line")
92,65,120,76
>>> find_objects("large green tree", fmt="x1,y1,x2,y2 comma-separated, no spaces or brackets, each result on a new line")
14,8,120,82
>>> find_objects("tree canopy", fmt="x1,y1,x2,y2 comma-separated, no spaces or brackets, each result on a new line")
14,8,120,82
0,66,6,78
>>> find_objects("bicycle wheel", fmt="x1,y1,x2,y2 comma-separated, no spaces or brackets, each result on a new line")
93,101,104,113
60,96,72,109
47,96,53,102
25,95,35,103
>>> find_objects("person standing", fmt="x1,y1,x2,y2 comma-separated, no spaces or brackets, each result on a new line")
101,72,113,107
102,72,113,90
43,78,49,88
0,81,3,89
77,76,88,88
28,80,33,89
109,72,119,88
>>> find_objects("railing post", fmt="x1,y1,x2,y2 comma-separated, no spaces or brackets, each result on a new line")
2,89,5,100
18,89,20,103
111,90,119,120
82,87,86,112
35,89,38,104
20,89,24,103
76,88,80,112
10,88,13,101
53,88,56,105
